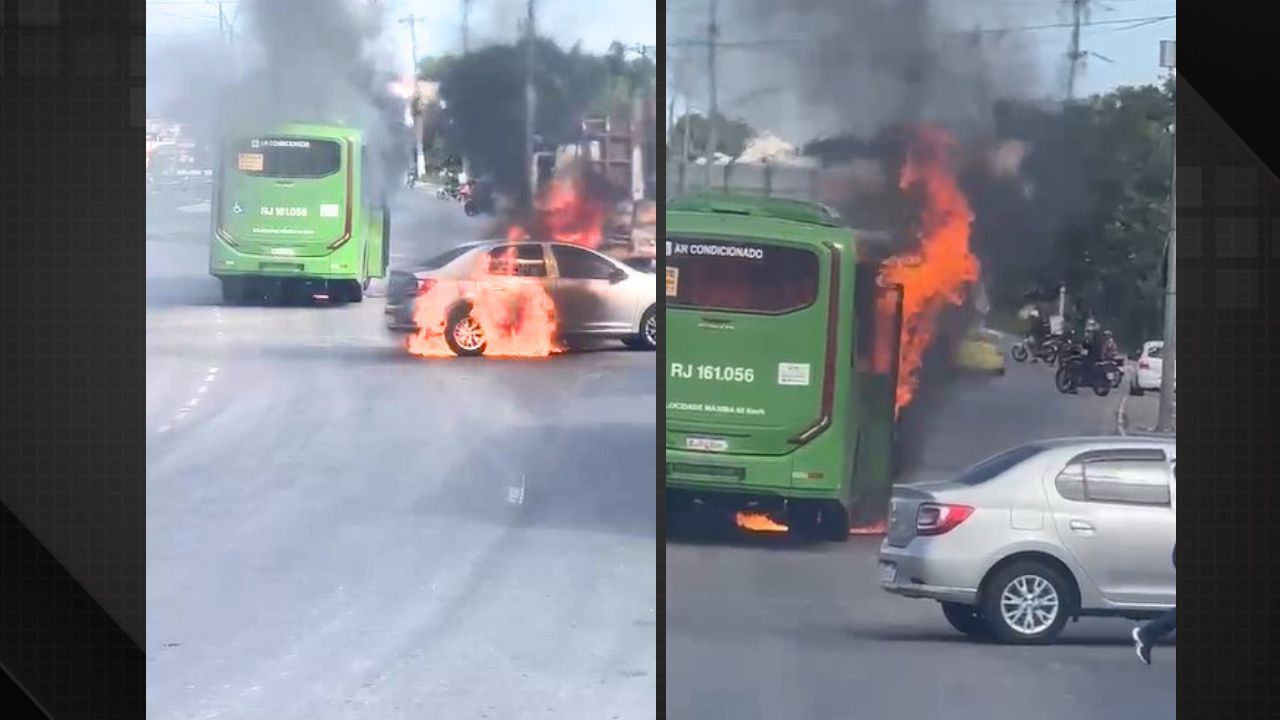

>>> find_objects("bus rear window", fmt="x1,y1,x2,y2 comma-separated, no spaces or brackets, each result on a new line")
234,138,342,178
666,237,819,314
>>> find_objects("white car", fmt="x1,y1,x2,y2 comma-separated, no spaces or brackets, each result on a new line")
1129,341,1173,396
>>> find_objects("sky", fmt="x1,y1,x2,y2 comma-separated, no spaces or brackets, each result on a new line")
145,0,658,77
665,0,1175,134
145,0,1171,124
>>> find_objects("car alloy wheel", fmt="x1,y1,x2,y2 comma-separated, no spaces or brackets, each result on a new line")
452,316,485,352
999,574,1060,636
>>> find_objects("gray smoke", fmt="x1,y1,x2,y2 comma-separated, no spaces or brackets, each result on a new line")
670,0,1046,143
150,0,411,203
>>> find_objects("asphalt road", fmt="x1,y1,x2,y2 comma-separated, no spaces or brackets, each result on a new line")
146,188,657,719
666,351,1175,720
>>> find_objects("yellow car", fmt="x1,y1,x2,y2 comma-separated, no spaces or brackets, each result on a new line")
954,328,1007,375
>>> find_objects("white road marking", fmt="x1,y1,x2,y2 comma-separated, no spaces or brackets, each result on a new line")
507,474,527,505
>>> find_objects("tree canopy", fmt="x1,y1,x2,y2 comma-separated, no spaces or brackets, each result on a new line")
418,39,654,199
980,80,1174,344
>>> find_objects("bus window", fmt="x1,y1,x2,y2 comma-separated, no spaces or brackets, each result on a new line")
854,263,878,370
234,138,342,179
666,237,818,315
874,284,903,376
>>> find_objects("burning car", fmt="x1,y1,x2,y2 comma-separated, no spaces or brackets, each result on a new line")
386,239,657,357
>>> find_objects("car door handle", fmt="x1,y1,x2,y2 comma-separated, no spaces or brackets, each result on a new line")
1069,520,1096,533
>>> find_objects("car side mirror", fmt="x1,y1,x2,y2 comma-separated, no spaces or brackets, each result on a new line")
609,268,627,283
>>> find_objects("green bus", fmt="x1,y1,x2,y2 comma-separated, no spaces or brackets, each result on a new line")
210,123,390,304
665,194,904,541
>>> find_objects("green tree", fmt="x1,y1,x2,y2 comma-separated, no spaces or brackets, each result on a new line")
669,112,755,161
984,81,1173,346
431,38,650,200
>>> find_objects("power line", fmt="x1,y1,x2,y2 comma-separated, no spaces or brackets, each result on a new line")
666,14,1175,49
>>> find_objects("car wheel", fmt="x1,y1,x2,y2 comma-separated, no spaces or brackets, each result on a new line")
940,602,988,640
638,306,657,350
444,309,487,357
981,561,1073,645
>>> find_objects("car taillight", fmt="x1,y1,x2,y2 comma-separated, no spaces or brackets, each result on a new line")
1139,361,1150,370
916,503,974,536
416,278,436,295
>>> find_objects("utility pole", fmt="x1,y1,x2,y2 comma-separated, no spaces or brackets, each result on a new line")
524,0,538,206
1065,0,1089,101
400,15,425,179
1156,40,1177,433
462,0,472,54
704,0,719,188
217,0,227,46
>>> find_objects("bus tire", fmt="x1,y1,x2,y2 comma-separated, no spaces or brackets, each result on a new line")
820,501,850,542
786,501,820,540
346,280,364,304
221,277,248,305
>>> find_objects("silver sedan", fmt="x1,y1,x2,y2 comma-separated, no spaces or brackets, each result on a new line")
878,436,1176,644
386,240,657,355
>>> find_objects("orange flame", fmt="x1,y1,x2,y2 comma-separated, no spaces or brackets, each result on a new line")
406,170,609,359
879,125,981,416
735,512,788,533
405,249,562,359
508,173,609,250
732,512,888,536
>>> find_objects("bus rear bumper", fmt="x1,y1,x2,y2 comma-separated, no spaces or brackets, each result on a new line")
210,242,363,280
664,448,842,500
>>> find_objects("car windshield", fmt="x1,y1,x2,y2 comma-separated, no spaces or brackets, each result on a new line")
954,444,1046,486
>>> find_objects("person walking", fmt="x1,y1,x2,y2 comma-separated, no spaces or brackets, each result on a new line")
1133,466,1176,665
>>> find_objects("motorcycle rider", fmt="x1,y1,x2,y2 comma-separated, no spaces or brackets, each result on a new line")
1026,308,1050,362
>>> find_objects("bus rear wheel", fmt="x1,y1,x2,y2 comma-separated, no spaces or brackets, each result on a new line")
787,500,849,543
221,277,249,305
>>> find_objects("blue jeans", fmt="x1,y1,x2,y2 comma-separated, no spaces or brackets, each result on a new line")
1140,608,1176,643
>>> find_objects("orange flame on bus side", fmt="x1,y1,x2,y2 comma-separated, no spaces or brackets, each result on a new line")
879,125,981,416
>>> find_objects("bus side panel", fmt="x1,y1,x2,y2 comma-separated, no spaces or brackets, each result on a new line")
364,204,388,279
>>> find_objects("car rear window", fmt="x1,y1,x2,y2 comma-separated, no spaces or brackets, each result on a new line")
234,137,342,178
1146,345,1163,359
421,244,480,270
666,236,819,314
954,444,1046,486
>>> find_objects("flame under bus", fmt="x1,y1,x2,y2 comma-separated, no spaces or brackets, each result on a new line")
665,195,903,542
209,123,389,303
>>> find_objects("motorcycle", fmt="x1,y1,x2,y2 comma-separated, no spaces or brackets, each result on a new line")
1011,333,1067,365
1106,354,1124,388
460,183,478,216
1055,352,1115,397
406,171,417,190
